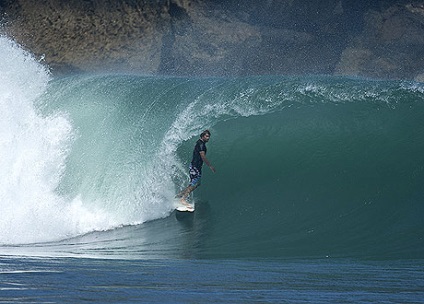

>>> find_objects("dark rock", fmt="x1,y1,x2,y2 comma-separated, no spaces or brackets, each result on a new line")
1,0,423,80
335,3,424,80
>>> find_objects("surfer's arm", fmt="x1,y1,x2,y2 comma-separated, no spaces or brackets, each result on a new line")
200,151,216,173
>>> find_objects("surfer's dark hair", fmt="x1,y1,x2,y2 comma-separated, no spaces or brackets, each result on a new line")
200,130,211,138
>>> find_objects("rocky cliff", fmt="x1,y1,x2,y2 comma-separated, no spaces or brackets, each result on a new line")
1,0,424,80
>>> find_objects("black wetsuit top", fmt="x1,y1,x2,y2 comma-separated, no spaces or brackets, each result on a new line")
191,139,207,172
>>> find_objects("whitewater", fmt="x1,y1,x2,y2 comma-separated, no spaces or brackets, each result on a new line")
0,37,122,244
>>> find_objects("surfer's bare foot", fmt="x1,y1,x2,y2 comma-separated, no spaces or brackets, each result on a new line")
180,198,191,207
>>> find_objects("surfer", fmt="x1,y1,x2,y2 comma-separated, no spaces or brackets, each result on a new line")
176,130,216,206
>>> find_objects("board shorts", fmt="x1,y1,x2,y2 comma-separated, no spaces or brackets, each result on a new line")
189,165,202,187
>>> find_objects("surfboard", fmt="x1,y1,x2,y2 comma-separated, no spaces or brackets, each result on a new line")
175,202,195,220
176,204,195,212
175,197,195,214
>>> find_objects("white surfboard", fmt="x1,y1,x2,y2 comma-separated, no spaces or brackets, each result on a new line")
174,196,195,213
176,204,195,212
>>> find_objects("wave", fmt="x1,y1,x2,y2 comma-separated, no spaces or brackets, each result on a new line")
1,36,424,259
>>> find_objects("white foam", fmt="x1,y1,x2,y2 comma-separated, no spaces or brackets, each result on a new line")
0,37,117,245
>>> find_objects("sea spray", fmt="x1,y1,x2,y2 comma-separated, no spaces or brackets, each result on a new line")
0,37,114,244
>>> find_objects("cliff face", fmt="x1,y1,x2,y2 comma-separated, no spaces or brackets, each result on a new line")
2,0,170,74
335,3,424,80
1,0,424,80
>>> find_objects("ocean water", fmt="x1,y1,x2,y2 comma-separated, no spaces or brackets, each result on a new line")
1,36,424,302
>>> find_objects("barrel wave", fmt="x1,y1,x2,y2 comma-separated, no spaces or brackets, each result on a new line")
1,37,423,259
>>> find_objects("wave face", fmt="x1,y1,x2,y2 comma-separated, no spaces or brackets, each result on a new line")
1,37,424,259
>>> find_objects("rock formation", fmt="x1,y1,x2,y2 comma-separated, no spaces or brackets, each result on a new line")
335,2,424,80
1,0,424,80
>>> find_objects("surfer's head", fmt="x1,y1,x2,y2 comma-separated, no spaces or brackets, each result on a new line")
200,130,211,142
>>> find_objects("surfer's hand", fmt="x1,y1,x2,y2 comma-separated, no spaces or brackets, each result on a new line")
210,166,216,173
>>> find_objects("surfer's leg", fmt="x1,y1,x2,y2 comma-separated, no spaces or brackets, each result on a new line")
175,185,194,198
175,189,184,198
176,166,201,199
178,185,196,206
181,185,196,199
